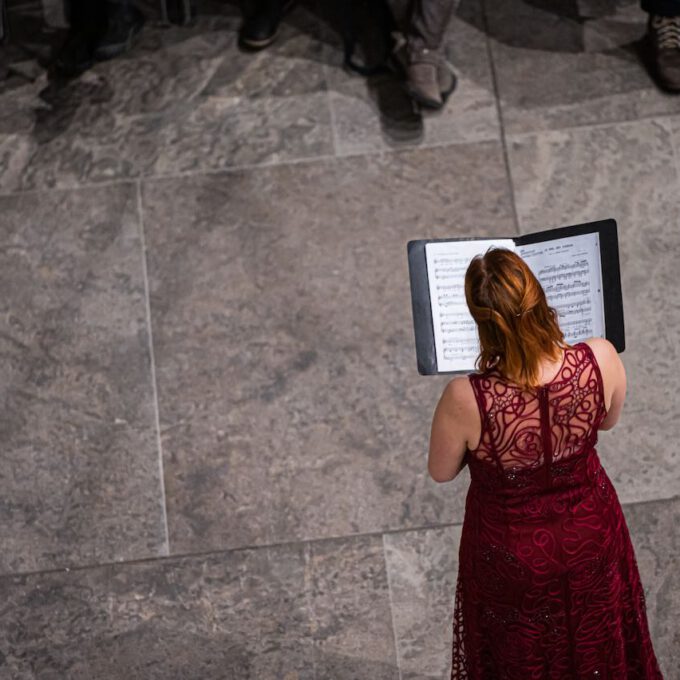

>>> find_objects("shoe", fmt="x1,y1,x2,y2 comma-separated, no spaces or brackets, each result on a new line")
391,36,457,109
239,0,294,50
92,3,145,61
437,57,457,104
50,30,99,78
647,14,680,91
407,59,442,108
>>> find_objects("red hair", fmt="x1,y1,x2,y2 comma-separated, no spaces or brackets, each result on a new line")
464,247,571,391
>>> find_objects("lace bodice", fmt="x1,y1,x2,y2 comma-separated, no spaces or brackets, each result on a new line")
465,342,608,493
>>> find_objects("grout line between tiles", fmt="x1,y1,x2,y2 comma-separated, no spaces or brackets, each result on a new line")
0,135,499,201
481,0,521,236
323,64,341,157
136,179,171,557
3,493,676,580
302,542,319,680
382,534,404,680
2,111,676,203
663,115,680,190
504,111,679,141
12,104,676,202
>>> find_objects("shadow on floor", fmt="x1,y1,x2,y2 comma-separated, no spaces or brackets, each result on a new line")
0,0,665,149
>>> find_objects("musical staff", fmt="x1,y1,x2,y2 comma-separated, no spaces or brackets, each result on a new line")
519,233,605,344
441,320,477,331
543,280,590,294
426,238,509,371
554,301,592,317
537,259,589,275
540,267,589,285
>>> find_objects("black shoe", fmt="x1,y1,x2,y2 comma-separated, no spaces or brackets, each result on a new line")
93,3,145,61
239,0,294,50
647,14,680,92
50,30,99,78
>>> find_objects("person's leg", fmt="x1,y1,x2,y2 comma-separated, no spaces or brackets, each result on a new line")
41,0,68,28
50,0,108,77
407,0,455,56
641,0,680,16
641,0,680,90
402,0,457,108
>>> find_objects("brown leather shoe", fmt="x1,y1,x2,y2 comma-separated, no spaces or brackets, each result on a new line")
647,14,680,91
392,38,458,109
407,59,443,108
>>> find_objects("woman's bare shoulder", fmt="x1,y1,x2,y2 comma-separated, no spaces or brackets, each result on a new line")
581,336,622,375
442,375,477,405
439,375,480,420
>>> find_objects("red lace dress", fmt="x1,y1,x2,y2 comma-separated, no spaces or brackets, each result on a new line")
451,342,664,679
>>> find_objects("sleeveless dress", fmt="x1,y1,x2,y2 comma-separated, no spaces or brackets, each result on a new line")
451,342,665,679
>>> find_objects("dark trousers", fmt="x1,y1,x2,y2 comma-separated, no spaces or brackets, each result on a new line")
407,0,456,54
65,0,134,31
641,0,680,15
406,0,680,55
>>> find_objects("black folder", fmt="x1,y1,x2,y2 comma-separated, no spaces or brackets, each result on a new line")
407,218,625,376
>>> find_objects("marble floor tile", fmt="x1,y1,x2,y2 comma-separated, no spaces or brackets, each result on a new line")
0,542,315,679
140,141,515,553
383,525,462,680
152,91,333,175
485,0,680,134
507,117,680,503
621,496,680,678
0,183,166,574
308,535,399,679
324,1,500,155
0,533,403,680
0,11,333,193
203,2,328,99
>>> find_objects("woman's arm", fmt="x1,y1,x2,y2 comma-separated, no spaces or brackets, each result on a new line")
587,337,627,431
428,377,473,482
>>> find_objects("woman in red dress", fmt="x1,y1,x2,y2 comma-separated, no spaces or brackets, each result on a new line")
428,248,665,679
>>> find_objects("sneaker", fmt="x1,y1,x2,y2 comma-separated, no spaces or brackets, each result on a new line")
239,0,294,50
647,14,680,91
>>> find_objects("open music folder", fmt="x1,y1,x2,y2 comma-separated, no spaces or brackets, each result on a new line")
407,219,625,375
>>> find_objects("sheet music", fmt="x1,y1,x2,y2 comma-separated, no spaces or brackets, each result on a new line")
425,239,516,372
517,232,605,344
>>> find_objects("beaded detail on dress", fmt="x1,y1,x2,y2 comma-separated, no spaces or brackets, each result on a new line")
450,342,665,679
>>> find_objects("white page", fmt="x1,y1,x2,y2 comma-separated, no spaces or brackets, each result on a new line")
517,232,605,344
425,239,516,372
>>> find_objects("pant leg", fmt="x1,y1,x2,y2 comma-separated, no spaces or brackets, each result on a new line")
41,0,68,27
65,0,107,32
407,0,456,53
641,0,680,15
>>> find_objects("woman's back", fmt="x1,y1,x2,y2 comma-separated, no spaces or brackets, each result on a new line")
465,340,608,485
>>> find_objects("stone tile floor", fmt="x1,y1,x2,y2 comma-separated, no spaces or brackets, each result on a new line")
0,0,678,677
